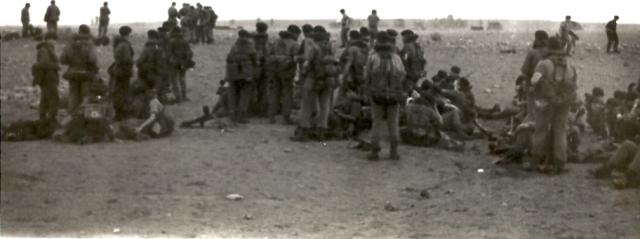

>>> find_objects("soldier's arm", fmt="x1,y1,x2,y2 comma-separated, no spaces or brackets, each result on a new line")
341,47,355,76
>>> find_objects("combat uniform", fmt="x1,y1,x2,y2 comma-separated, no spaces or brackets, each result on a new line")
167,30,194,102
110,35,135,120
606,19,619,53
225,32,257,123
98,6,111,38
267,31,299,123
32,39,60,121
60,32,99,114
21,6,30,38
252,27,270,117
400,32,426,93
44,3,60,34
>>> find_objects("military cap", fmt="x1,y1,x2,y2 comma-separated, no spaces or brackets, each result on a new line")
349,30,361,40
287,24,302,36
313,25,327,33
375,31,391,44
458,77,472,90
238,29,251,38
592,87,605,97
451,65,461,74
401,29,414,37
534,30,549,41
256,22,268,33
147,30,159,39
386,29,398,38
359,27,370,37
119,26,133,36
302,24,313,35
547,36,565,55
78,24,91,35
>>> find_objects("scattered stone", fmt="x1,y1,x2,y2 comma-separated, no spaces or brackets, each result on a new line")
384,201,398,212
243,214,253,220
226,194,244,201
419,189,431,199
283,148,293,153
113,228,121,233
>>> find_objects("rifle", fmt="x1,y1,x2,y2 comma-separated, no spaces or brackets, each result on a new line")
180,106,215,128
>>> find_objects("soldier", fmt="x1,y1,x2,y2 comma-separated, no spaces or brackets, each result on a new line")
44,1,60,35
524,36,578,173
520,30,549,121
251,22,270,117
364,31,406,160
585,87,607,137
21,3,31,38
400,30,427,93
339,9,352,48
98,2,111,38
167,27,194,102
267,25,301,124
203,6,217,44
559,15,579,55
225,30,257,123
359,27,371,48
295,24,315,97
606,16,620,53
338,30,368,113
385,29,400,53
60,25,98,114
136,30,162,91
440,65,461,91
132,89,175,139
32,32,60,122
109,26,135,121
195,3,205,44
291,26,338,141
168,2,179,21
179,3,193,42
590,140,640,189
367,9,380,46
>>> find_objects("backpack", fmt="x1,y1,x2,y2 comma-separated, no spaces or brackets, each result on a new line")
226,40,255,81
368,52,406,106
268,38,295,78
311,41,338,91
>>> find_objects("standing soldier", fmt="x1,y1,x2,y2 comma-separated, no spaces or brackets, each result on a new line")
109,26,135,121
168,2,179,29
136,30,162,91
60,25,99,114
339,30,368,102
32,33,60,122
339,9,352,48
21,3,31,38
225,30,257,123
524,37,578,173
195,3,205,44
386,29,400,53
267,25,301,124
400,30,427,93
179,3,192,42
367,9,380,46
365,31,406,161
292,26,338,141
168,28,194,102
98,2,111,39
44,1,61,35
520,30,549,121
251,22,270,117
606,15,620,53
205,6,217,44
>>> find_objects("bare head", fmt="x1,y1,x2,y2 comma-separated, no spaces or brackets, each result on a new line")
565,15,571,21
372,9,377,14
103,2,108,6
25,3,30,7
340,9,345,14
51,1,55,5
172,2,176,6
614,15,619,20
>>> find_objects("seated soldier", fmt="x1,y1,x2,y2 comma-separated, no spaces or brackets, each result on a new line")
431,70,448,87
117,88,174,140
440,66,461,91
400,95,464,151
590,139,640,189
180,80,231,128
606,90,628,140
54,79,115,144
329,85,369,140
585,87,607,137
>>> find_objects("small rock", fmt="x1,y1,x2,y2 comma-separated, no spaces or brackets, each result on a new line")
477,168,485,173
384,201,398,212
113,228,121,233
283,148,293,153
243,214,253,220
226,194,244,201
419,189,431,199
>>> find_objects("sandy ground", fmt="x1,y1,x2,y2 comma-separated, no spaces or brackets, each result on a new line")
2,26,640,238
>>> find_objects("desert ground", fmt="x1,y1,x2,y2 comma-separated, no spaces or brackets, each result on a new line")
1,21,640,238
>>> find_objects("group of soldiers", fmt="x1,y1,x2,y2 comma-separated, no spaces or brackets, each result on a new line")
167,2,218,44
20,1,60,38
7,5,640,189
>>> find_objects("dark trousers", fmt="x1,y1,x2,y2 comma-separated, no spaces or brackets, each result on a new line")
171,69,187,101
98,21,109,38
68,79,91,114
46,21,57,34
251,64,268,116
268,73,294,118
22,23,30,37
196,25,205,43
39,80,59,121
606,31,619,52
111,76,131,121
228,79,252,121
530,103,570,167
340,27,350,47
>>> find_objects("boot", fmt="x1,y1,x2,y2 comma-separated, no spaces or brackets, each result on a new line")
290,127,311,142
316,128,326,142
589,164,612,179
367,143,381,161
390,141,400,160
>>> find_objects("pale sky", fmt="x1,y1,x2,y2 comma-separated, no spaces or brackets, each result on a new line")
1,0,639,26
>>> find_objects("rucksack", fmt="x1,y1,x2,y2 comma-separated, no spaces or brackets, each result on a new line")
268,38,295,78
226,40,255,81
311,41,338,91
368,52,406,106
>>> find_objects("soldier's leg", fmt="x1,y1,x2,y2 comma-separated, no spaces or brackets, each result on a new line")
606,32,613,52
68,80,81,113
388,104,401,159
613,33,619,52
170,69,182,102
527,106,553,169
179,69,188,100
551,105,570,170
237,80,252,122
45,80,60,120
369,103,384,160
38,84,48,120
316,88,332,129
227,81,240,120
53,22,58,34
282,77,294,121
340,28,349,47
268,74,282,120
298,88,316,129
22,23,29,38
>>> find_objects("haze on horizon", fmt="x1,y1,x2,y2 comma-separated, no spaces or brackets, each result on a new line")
1,0,638,26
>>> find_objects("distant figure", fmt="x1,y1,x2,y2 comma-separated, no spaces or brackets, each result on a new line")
559,15,578,56
339,9,352,48
168,2,179,20
98,2,111,38
44,0,61,35
367,9,380,46
204,6,217,44
606,15,620,53
60,25,99,114
21,3,31,38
